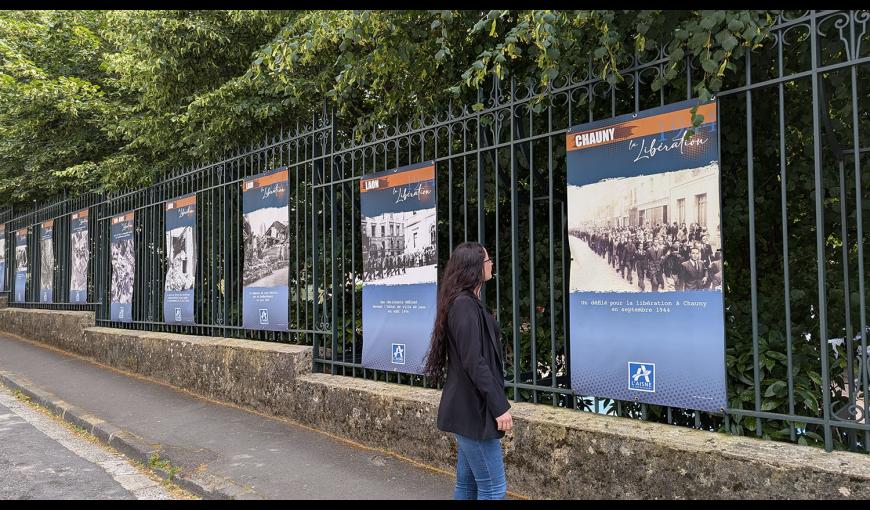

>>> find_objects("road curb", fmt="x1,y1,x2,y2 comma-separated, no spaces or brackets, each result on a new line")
0,369,259,500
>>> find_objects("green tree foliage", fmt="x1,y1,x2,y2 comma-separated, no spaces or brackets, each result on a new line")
1,10,779,203
0,10,119,201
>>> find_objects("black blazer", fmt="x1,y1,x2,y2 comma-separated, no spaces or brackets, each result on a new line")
680,259,706,290
436,291,511,440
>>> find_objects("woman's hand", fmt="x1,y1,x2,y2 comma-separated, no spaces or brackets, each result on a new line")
495,410,513,432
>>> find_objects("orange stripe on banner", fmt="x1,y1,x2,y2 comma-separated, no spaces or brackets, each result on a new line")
566,103,717,152
73,208,89,219
167,195,196,209
112,213,134,224
359,165,435,193
244,169,288,190
42,220,53,229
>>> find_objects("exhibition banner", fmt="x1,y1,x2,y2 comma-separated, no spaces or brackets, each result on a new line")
0,224,6,293
164,194,196,324
359,161,437,375
566,98,726,412
110,212,135,323
14,228,27,303
69,208,89,303
242,168,289,331
39,220,53,303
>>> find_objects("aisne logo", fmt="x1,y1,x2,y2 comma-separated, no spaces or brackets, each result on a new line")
364,179,379,190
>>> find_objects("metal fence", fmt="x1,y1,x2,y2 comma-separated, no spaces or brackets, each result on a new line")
1,10,867,453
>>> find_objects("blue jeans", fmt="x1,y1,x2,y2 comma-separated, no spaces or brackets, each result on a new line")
453,434,507,500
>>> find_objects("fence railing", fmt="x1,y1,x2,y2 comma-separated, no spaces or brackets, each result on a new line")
1,10,867,453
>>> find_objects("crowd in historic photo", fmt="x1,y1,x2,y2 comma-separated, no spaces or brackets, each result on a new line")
165,226,195,292
15,244,27,273
242,208,289,287
111,238,134,303
361,208,437,284
70,229,89,291
569,164,722,293
573,224,722,292
40,237,53,291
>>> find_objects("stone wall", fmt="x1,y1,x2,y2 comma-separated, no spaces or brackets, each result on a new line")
84,327,311,415
0,308,94,353
1,307,869,499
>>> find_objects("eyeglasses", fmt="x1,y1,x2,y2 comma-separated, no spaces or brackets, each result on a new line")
483,257,493,264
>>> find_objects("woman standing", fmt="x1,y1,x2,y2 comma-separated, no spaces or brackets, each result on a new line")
423,242,512,500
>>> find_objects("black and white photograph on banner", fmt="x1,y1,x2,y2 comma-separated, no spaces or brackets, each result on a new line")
15,243,27,273
164,225,195,292
0,234,5,291
40,234,53,295
242,207,289,288
361,207,437,285
568,163,722,293
70,228,89,292
110,237,134,304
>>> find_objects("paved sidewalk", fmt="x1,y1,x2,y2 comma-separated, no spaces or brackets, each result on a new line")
0,386,176,499
0,333,454,499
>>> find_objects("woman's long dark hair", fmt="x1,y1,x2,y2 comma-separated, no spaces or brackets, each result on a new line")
423,241,487,383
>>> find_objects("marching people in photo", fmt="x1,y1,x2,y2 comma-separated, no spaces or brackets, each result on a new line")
361,208,437,285
680,247,707,290
568,164,722,294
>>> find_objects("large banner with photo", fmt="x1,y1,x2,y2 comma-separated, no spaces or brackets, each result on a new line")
566,98,726,412
110,212,135,323
164,195,196,324
39,220,53,303
0,224,6,293
69,208,89,303
242,168,289,331
360,161,437,375
14,228,27,302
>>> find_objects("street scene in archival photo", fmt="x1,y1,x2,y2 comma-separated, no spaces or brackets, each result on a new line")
242,207,289,288
568,163,723,293
110,238,134,304
164,226,195,292
70,229,88,291
361,208,436,286
40,237,53,292
15,243,27,274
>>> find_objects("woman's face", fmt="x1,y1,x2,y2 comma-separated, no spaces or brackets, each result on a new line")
482,248,494,281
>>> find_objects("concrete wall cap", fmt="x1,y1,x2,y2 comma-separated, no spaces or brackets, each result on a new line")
84,326,309,354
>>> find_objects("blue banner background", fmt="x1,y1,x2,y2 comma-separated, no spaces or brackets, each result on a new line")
164,197,196,324
0,231,5,292
359,162,436,218
242,170,289,331
14,232,26,302
40,224,53,303
360,161,437,376
567,98,726,412
242,286,289,331
69,215,89,303
569,291,727,412
110,216,134,323
362,283,437,374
